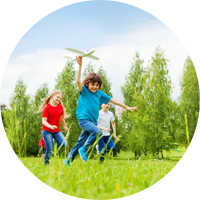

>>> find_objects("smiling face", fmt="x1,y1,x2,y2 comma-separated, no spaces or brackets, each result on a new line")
102,102,111,111
88,82,100,93
51,93,62,106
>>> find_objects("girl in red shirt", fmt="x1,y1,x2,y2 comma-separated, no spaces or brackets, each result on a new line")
37,91,69,165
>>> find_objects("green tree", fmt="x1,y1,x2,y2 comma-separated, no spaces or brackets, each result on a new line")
120,51,145,155
145,46,173,158
97,66,113,97
4,78,30,156
177,56,199,145
82,62,95,79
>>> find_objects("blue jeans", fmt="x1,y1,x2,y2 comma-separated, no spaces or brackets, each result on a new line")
66,119,102,163
42,130,67,165
98,135,116,162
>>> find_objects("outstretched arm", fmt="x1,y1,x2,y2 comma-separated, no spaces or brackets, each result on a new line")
76,55,83,92
109,98,137,111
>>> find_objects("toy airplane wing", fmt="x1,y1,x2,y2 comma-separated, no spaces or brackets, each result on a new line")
65,48,85,55
65,47,100,62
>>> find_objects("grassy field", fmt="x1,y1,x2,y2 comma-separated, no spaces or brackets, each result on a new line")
20,148,186,199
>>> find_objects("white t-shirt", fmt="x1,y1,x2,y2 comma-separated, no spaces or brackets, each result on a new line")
98,110,115,136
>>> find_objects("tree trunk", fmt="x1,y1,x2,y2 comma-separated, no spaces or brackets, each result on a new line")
161,149,164,159
156,148,159,159
193,140,198,161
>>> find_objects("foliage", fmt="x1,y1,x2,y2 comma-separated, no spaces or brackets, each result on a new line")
3,79,50,155
97,65,113,97
176,56,199,145
120,47,175,158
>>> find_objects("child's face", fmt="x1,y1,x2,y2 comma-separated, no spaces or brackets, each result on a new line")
88,82,100,93
102,102,111,110
51,93,62,105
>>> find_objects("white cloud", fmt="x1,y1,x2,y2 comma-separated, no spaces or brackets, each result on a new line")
0,20,189,106
0,48,67,105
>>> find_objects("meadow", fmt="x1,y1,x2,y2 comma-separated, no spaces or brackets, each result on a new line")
20,148,185,199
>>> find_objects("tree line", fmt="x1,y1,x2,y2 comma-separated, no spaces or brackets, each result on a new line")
1,46,199,157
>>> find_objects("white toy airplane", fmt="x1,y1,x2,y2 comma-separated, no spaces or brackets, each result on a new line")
65,48,100,62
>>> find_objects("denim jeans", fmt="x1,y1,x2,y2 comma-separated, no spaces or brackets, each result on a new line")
66,119,102,163
42,130,67,165
98,135,116,162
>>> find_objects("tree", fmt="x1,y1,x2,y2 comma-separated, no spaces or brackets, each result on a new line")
4,78,30,156
97,66,113,97
145,46,173,158
120,51,145,155
177,56,199,145
82,62,95,79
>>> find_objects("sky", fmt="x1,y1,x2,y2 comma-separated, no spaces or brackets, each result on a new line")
0,0,189,106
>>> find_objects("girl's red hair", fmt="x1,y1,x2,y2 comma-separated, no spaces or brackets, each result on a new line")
36,91,70,118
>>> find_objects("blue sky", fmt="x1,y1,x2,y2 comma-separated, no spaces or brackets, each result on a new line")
11,1,157,58
1,0,188,106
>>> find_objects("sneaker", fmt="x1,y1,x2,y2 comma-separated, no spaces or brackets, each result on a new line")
78,146,88,162
63,158,70,166
96,145,99,154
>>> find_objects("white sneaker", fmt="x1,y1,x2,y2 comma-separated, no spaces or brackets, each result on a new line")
96,145,99,154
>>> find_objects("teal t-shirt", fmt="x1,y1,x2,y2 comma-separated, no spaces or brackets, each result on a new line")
76,86,112,125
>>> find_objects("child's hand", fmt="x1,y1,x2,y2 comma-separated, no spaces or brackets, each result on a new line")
104,127,112,132
114,136,119,142
64,126,69,132
76,55,82,66
51,125,58,130
126,107,137,111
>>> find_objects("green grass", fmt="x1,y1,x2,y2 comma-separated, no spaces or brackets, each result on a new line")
20,148,185,199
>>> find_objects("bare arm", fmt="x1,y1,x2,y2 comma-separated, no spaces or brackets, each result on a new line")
60,115,69,132
109,98,137,111
42,117,57,130
76,55,83,92
111,121,117,139
97,124,111,132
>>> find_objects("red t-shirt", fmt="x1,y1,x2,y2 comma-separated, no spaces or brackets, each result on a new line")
41,103,64,133
39,131,46,148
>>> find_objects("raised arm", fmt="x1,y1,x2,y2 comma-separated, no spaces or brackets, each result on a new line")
109,98,137,111
76,55,83,92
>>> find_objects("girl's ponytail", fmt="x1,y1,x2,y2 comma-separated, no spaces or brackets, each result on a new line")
36,95,51,113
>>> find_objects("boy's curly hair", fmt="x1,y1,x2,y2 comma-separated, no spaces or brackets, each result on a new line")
82,72,102,89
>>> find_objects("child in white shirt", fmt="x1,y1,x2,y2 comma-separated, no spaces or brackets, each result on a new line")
97,102,118,162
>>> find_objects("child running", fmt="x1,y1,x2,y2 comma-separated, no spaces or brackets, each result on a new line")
64,55,137,165
37,91,69,165
97,102,118,162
